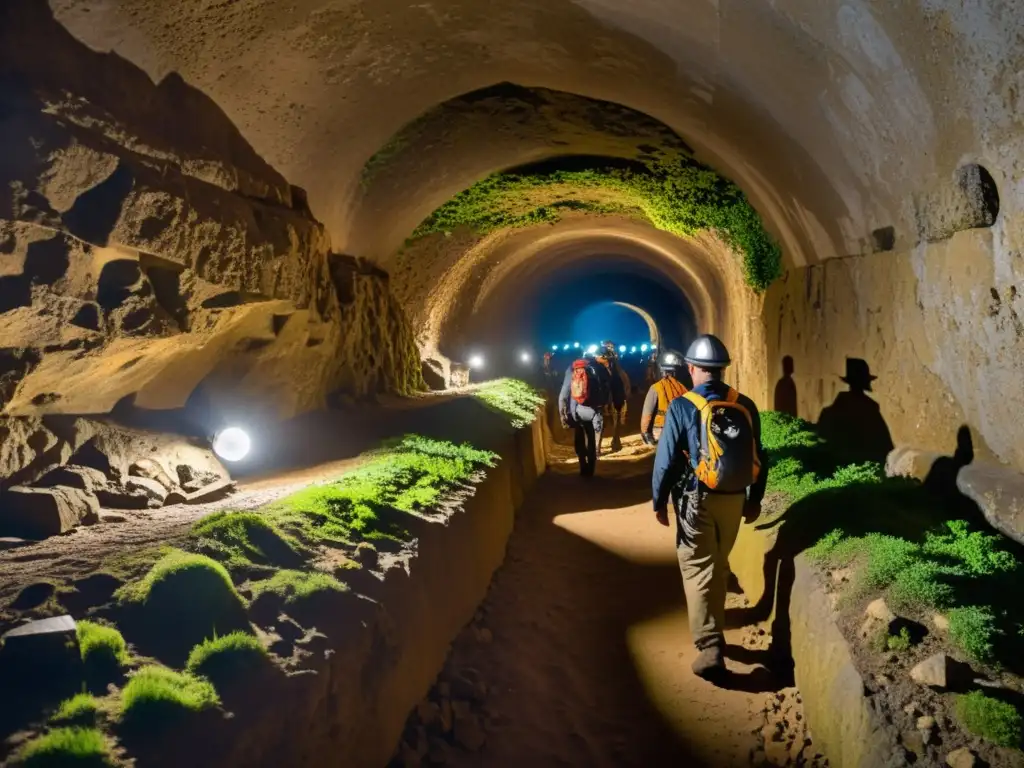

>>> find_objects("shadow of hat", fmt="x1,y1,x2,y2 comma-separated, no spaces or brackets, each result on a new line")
840,358,877,391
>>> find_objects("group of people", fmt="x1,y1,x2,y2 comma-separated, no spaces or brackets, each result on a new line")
556,333,766,681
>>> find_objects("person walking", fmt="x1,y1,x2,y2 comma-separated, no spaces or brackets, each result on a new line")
651,334,767,679
640,349,688,445
558,349,612,477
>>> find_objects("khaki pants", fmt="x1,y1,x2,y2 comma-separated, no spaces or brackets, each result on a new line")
675,490,745,650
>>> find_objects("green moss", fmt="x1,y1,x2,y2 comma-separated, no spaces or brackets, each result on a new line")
51,695,100,727
269,435,496,548
249,569,347,606
120,666,219,732
189,511,304,570
116,550,249,660
408,159,782,291
76,621,127,674
948,606,1000,665
473,378,545,428
185,631,268,688
886,627,912,652
11,727,114,767
956,691,1023,748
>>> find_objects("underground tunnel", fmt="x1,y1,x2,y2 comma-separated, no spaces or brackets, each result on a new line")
2,0,1024,766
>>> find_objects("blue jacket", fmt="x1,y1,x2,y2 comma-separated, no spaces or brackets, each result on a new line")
651,379,767,511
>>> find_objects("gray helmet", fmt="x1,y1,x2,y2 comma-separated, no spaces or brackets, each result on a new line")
658,349,684,375
683,334,731,368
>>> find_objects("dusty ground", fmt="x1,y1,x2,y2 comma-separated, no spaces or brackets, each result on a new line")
395,441,827,767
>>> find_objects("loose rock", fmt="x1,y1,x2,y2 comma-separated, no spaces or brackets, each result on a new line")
910,653,965,690
946,747,977,768
932,613,950,632
865,598,897,623
0,486,99,538
126,475,168,502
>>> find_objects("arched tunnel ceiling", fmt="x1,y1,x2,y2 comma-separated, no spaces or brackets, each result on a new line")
49,0,1024,271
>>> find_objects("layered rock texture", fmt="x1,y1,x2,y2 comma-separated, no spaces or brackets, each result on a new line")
0,2,423,425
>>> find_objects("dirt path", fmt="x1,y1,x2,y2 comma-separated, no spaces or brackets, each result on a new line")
425,469,787,767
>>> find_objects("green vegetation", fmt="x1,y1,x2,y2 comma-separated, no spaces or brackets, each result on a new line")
956,691,1023,748
116,550,249,659
474,378,545,428
249,569,347,606
189,511,304,571
76,621,128,675
120,666,219,731
764,411,1024,669
886,627,912,652
267,435,496,549
51,695,100,727
408,159,782,291
185,632,268,688
11,727,114,767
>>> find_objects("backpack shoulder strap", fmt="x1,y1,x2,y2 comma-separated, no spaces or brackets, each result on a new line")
683,391,708,410
725,387,739,403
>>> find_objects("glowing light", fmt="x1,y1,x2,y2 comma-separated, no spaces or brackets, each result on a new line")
212,427,251,462
573,342,580,348
586,344,598,354
630,346,637,353
641,344,648,352
551,344,558,351
663,353,678,365
618,344,626,353
468,354,484,370
563,344,570,351
520,351,531,364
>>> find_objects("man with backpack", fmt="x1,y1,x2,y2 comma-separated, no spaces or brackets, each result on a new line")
640,349,689,445
651,334,767,679
558,349,612,477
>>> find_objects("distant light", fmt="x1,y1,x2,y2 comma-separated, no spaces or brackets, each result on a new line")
618,344,626,353
563,344,570,351
468,354,484,370
651,344,658,350
641,344,648,352
663,353,678,365
586,344,598,354
520,351,531,364
630,346,637,353
213,427,251,462
551,344,558,351
573,342,580,348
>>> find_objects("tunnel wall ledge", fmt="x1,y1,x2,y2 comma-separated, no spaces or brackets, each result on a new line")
730,525,904,768
886,445,1024,546
213,411,547,768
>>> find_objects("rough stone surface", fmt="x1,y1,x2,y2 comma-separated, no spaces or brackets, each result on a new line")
0,615,79,675
946,747,977,768
910,654,954,689
957,462,1024,545
0,486,99,538
865,598,897,624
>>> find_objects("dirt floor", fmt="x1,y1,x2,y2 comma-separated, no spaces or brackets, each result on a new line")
394,404,828,767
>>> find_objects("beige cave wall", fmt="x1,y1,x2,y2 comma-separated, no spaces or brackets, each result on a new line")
766,219,1024,471
0,1,423,432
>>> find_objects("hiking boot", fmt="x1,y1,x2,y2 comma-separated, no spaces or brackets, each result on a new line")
691,645,725,679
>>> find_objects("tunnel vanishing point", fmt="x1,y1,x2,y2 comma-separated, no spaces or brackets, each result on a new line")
2,1,1024,473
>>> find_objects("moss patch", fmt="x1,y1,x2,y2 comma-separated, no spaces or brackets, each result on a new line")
11,727,114,767
76,621,128,677
116,550,250,661
120,666,218,732
185,631,268,689
189,511,305,571
956,691,1023,748
408,159,782,291
51,695,100,727
473,378,545,429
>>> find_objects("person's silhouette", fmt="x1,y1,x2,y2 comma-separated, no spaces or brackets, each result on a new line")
773,356,798,417
817,358,893,464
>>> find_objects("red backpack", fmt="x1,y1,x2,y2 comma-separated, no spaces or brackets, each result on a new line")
570,360,591,405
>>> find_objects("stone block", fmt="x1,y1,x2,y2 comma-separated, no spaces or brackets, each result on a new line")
957,462,1024,545
0,486,99,538
0,615,80,676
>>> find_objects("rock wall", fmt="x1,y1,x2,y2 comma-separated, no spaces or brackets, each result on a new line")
0,0,423,435
765,218,1024,473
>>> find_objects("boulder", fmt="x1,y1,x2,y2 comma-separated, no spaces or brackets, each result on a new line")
130,458,176,492
0,486,99,538
910,653,971,690
35,464,109,492
865,598,897,623
0,615,80,677
182,478,236,504
957,462,1024,545
946,747,977,768
126,475,169,502
95,487,151,510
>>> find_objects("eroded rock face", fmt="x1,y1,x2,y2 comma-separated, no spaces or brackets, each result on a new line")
0,2,424,426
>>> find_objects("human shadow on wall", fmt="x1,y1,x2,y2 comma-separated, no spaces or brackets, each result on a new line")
816,358,893,465
773,355,798,417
